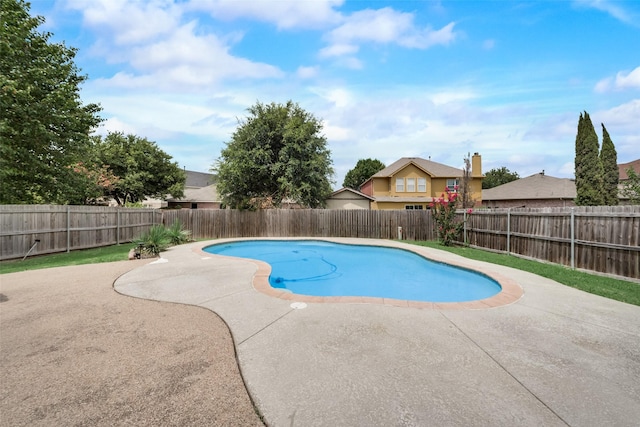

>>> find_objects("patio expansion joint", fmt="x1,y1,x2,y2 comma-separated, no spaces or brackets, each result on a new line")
518,302,640,338
197,288,256,306
438,311,571,427
237,308,296,347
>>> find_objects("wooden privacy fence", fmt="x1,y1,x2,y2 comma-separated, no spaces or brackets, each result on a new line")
0,205,161,260
461,206,640,279
2,204,638,279
163,209,436,241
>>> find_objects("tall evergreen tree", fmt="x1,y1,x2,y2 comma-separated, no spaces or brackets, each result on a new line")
574,112,604,206
600,124,619,205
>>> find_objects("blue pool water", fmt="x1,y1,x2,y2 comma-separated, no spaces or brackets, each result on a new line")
204,240,502,303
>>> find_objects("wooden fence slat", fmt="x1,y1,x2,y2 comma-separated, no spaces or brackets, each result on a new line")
2,205,638,279
461,206,639,279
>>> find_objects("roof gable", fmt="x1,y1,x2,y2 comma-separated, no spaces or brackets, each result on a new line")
329,187,374,201
372,157,462,178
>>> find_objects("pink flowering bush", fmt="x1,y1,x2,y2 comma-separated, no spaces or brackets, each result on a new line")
429,186,471,246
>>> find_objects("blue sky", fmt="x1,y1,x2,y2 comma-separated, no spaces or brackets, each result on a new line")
31,0,639,188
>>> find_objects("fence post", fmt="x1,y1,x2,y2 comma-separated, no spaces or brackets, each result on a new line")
117,209,120,245
463,210,467,245
506,208,511,255
570,207,575,269
66,205,71,253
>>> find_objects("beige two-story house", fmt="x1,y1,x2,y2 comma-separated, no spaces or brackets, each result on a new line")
359,154,483,210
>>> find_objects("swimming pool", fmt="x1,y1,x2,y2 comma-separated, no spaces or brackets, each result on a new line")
204,240,502,303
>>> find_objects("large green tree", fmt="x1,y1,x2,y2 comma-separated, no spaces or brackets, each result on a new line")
574,112,604,206
215,101,334,209
96,132,185,205
600,124,619,205
0,0,102,204
343,158,385,190
482,167,520,189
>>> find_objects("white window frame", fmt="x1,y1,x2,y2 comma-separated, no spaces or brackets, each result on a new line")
417,178,427,192
396,178,405,192
406,178,416,192
446,179,459,191
405,205,424,210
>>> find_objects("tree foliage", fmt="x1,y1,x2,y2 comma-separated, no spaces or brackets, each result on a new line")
0,0,102,204
482,167,520,189
600,124,619,206
66,159,120,205
458,153,474,209
343,158,385,190
574,112,604,206
95,133,185,205
621,168,640,204
215,101,334,209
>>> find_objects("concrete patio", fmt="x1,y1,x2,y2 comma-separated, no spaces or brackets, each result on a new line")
115,238,640,427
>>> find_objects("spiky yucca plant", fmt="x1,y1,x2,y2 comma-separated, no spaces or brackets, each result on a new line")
165,220,192,245
134,225,171,256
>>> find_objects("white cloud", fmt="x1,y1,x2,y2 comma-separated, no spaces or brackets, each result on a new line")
482,39,495,50
595,66,640,92
89,21,283,92
614,66,640,89
319,43,359,58
188,0,344,30
574,0,639,26
594,77,613,93
325,7,457,51
296,66,318,79
97,117,138,136
66,0,181,44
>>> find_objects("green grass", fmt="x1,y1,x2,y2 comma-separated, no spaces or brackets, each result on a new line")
407,240,640,307
0,244,133,275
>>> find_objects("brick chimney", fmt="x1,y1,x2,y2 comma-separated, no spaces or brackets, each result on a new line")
472,153,482,178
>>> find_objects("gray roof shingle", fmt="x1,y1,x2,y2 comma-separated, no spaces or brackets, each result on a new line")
482,173,576,201
372,157,462,178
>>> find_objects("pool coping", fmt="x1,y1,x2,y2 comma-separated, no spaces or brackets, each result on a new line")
194,237,524,310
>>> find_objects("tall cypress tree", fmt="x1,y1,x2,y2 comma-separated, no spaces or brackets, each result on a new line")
574,112,604,206
600,124,619,205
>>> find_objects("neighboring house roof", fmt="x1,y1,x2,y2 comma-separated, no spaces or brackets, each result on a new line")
371,157,462,179
329,187,375,200
618,159,640,181
482,173,576,201
168,184,218,203
185,170,215,188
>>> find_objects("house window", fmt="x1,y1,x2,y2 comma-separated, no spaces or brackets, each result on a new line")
405,205,423,210
406,178,415,192
446,179,459,191
417,178,426,192
396,178,405,192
